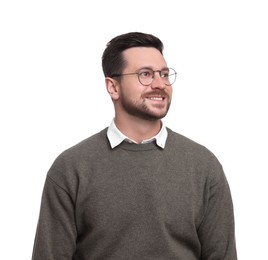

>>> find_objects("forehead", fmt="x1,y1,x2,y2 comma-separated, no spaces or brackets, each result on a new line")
122,47,167,70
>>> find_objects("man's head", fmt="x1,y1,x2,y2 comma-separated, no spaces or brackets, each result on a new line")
103,32,175,122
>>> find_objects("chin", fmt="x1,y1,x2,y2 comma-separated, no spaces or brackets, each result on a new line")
142,111,168,121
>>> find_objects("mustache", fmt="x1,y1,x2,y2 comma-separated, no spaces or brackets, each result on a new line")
143,90,169,97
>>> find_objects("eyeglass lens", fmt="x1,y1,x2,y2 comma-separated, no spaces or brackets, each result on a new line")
138,68,176,86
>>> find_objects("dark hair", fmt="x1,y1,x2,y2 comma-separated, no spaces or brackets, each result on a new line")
102,32,164,77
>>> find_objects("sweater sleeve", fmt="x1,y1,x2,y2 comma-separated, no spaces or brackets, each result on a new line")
197,166,237,260
32,175,77,259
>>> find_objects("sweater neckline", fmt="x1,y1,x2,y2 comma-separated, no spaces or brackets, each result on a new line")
116,140,162,151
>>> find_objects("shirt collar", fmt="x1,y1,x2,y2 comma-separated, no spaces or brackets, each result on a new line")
107,119,168,149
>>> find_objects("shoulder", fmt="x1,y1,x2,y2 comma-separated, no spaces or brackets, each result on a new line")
166,127,213,155
166,128,224,181
47,128,109,180
58,127,109,160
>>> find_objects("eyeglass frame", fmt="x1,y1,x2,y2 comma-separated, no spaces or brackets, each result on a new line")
110,67,177,86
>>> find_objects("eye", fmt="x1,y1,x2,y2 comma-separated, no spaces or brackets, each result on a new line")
139,70,152,78
161,70,170,78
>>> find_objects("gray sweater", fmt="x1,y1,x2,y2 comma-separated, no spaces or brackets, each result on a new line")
32,128,237,259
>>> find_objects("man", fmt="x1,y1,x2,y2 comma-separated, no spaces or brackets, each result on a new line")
32,32,237,259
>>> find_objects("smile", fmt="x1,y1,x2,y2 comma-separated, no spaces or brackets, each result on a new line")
147,96,165,101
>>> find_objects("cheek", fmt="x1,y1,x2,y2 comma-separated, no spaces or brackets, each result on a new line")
120,88,139,105
120,83,143,100
168,86,173,93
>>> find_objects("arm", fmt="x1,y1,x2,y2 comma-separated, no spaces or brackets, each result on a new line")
32,175,77,259
198,170,237,260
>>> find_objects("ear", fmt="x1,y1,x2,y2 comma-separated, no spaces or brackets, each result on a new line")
105,77,120,100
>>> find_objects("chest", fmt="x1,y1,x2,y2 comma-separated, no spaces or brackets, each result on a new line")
75,153,207,237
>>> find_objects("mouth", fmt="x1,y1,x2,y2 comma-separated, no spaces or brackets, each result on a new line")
146,95,165,101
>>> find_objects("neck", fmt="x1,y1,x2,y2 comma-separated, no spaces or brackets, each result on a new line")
114,114,162,144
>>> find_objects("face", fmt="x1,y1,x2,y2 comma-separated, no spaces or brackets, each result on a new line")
116,47,173,121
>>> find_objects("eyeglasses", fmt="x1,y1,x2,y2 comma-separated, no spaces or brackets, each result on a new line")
111,67,177,86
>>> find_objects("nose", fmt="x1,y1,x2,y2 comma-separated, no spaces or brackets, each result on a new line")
151,71,166,89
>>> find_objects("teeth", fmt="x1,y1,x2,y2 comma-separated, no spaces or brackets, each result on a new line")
148,97,163,100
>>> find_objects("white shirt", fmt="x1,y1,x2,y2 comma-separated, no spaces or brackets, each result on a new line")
107,119,168,149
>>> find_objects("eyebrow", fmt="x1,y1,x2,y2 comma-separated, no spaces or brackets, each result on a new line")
137,66,169,71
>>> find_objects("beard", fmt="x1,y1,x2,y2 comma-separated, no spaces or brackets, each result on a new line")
120,91,171,121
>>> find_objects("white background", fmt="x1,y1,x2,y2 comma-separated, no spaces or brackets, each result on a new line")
1,0,267,259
